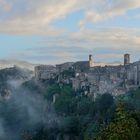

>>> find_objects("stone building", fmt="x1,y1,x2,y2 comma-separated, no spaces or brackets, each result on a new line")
56,62,74,72
34,54,140,97
124,53,130,65
73,55,94,72
71,54,140,96
125,61,140,87
35,65,57,80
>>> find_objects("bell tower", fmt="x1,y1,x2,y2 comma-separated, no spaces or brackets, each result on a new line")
89,54,93,67
124,54,130,65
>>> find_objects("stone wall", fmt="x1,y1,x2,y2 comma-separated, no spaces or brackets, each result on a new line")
72,61,140,97
34,58,140,97
35,65,57,80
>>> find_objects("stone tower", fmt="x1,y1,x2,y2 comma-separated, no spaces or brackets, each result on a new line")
124,54,130,65
89,54,93,67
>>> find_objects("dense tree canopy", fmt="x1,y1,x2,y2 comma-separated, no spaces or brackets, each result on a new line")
19,81,140,140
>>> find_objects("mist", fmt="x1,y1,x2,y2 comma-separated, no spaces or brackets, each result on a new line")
0,70,58,140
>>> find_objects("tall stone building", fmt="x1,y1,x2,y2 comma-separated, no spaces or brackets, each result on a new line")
35,65,57,80
89,54,93,67
71,54,140,96
34,54,140,97
56,62,74,72
124,54,130,65
73,55,94,72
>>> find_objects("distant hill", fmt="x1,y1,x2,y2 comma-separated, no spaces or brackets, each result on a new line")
0,66,33,99
0,66,33,82
0,59,123,71
0,59,36,70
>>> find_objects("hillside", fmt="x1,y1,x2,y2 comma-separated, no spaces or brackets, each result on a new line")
0,66,33,99
0,59,36,70
0,67,139,140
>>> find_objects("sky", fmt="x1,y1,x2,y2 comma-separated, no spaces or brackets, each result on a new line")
0,0,140,65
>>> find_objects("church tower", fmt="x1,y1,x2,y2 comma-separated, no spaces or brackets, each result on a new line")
89,54,93,67
124,54,130,65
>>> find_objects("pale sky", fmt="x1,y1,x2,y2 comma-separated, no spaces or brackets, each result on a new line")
0,0,140,64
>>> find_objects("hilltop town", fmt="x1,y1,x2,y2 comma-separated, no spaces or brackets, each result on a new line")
35,54,140,97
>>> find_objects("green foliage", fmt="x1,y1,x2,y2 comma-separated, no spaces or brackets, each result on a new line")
20,79,140,140
44,84,61,101
22,128,48,140
77,97,92,115
97,102,140,140
91,93,115,124
118,89,140,111
54,85,76,115
84,122,100,140
44,84,73,102
22,80,41,92
61,85,73,96
94,93,114,114
61,116,79,135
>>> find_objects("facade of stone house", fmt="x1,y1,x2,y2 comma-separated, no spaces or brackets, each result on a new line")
34,54,140,97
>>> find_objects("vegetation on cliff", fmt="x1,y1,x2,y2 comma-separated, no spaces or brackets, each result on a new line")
0,67,139,140
22,81,140,140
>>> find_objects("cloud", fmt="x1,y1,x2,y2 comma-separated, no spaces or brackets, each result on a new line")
0,0,12,13
10,27,140,64
0,0,140,35
1,0,140,64
80,0,140,27
0,0,120,35
72,28,140,50
0,0,90,35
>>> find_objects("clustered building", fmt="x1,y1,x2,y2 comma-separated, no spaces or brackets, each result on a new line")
35,65,57,80
34,54,140,97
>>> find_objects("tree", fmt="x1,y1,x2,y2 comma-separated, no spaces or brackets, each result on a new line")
84,122,100,140
92,93,114,124
77,97,92,115
96,102,140,140
44,84,61,101
54,85,77,115
22,128,48,140
95,93,114,114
